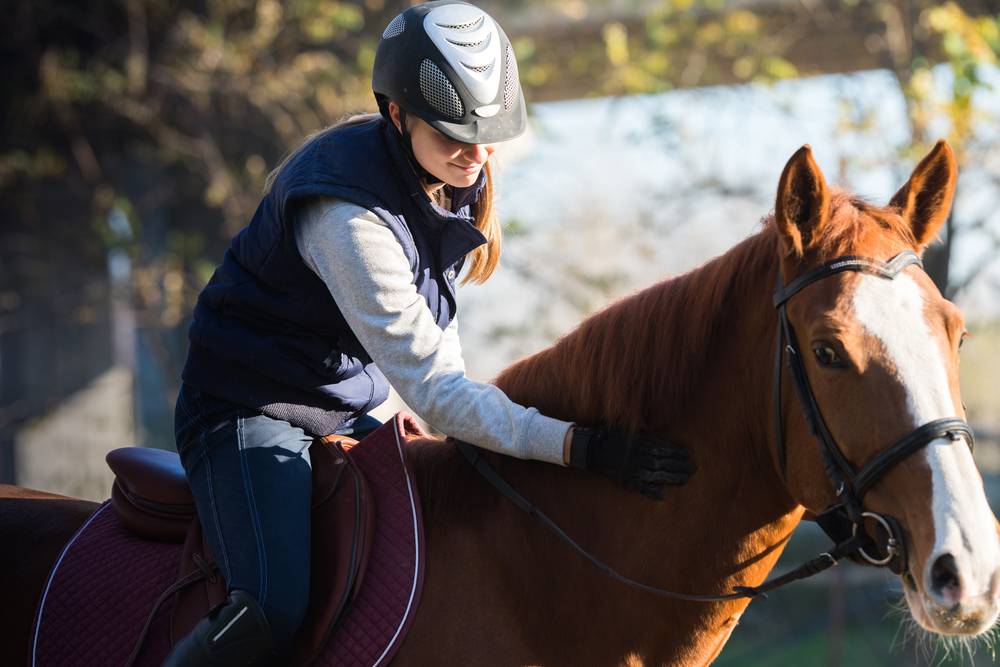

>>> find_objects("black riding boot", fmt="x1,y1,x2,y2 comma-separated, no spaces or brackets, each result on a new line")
161,589,277,666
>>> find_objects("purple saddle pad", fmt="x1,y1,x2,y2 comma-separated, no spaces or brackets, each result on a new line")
30,412,427,667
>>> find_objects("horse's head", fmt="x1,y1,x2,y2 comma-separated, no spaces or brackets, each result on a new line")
772,142,1000,636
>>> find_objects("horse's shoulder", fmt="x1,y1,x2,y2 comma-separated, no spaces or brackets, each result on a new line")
0,483,89,502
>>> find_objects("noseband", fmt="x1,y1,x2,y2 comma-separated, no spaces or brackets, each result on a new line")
772,251,974,575
458,250,975,601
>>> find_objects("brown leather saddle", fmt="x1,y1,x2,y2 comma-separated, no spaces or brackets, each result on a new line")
105,435,375,665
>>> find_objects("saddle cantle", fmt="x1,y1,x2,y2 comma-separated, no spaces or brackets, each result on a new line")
32,413,428,667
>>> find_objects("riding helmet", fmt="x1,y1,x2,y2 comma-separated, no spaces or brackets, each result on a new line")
373,1,527,144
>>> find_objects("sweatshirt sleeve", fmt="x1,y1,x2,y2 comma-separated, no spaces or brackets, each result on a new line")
294,197,571,465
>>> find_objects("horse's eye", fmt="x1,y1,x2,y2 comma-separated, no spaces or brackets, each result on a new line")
813,345,841,367
959,332,969,351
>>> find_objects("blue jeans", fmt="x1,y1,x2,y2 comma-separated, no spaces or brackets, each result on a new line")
174,384,316,646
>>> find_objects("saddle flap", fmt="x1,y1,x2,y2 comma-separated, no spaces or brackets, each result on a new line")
169,522,228,645
292,439,376,664
159,437,376,663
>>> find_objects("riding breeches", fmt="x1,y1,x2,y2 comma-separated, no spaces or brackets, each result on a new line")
173,383,319,647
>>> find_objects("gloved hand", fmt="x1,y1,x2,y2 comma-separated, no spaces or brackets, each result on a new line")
568,426,694,499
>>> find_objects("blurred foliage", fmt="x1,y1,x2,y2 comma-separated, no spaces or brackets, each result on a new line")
497,0,999,295
1,0,998,400
4,0,998,322
2,0,406,335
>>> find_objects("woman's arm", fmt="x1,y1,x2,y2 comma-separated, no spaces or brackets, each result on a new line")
295,197,572,465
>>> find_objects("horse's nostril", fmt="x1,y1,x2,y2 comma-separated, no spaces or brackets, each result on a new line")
930,553,963,603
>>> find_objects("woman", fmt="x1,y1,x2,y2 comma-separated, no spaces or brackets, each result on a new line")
166,2,694,664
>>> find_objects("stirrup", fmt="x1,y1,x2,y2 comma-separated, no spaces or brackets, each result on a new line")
161,590,277,666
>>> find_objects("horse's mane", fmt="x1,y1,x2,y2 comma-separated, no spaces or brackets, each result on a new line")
415,190,916,518
493,190,916,434
493,225,774,434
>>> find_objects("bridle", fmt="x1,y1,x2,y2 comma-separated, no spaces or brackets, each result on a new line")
771,250,973,576
458,250,975,600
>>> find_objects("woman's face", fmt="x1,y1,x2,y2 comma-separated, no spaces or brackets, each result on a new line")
389,102,496,189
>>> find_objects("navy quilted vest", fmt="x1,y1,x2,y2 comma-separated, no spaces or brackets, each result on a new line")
181,118,487,432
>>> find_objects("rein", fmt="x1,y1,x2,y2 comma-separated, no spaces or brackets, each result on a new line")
459,250,975,601
457,440,863,602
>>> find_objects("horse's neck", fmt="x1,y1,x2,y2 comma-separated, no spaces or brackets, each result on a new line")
495,231,787,478
471,235,804,661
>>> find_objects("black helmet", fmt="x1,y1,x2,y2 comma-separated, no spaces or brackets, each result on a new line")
373,1,527,144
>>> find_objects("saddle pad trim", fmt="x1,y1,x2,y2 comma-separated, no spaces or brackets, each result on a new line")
372,421,422,667
31,502,112,666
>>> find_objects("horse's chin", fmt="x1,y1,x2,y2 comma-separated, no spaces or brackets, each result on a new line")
903,578,1000,637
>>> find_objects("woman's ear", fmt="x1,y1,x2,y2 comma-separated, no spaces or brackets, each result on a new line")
774,145,831,257
889,140,957,252
387,101,403,133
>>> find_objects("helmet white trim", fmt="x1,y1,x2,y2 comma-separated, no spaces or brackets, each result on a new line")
423,4,502,105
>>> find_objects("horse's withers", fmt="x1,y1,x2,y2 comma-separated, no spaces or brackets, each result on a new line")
773,141,1000,637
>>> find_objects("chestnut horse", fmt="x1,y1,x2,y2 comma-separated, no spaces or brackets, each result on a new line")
3,141,998,666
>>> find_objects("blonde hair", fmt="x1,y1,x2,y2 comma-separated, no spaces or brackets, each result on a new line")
264,113,502,285
461,160,501,284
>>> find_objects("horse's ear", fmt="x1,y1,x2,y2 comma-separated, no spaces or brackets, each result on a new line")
774,145,831,257
889,140,957,251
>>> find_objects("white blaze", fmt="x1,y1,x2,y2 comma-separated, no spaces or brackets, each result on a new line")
852,272,998,596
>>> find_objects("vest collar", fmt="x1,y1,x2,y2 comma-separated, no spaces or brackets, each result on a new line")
381,120,488,269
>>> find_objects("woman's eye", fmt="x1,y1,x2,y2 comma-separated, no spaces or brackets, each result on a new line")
813,345,841,366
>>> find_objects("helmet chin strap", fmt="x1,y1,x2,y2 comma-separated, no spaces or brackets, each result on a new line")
393,108,444,188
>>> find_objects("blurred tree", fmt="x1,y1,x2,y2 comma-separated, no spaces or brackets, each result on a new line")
8,0,995,347
454,0,997,377
1,0,997,448
494,0,998,296
1,0,408,423
852,0,999,298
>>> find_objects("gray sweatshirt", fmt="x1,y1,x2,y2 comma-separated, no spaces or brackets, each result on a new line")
294,197,571,466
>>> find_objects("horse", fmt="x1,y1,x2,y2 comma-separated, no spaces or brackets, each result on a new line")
3,140,998,666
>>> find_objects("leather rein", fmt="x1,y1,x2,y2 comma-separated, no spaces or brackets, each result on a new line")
459,250,975,601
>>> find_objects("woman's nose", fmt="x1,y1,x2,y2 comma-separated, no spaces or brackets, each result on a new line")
465,143,494,162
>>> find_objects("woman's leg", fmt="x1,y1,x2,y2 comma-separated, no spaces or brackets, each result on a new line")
166,384,315,664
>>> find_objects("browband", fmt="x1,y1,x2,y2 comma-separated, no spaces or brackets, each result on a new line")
773,251,922,308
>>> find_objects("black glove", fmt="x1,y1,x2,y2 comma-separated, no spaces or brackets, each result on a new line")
568,426,694,499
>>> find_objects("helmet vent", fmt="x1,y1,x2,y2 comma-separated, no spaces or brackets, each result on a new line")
503,44,519,110
419,59,465,120
446,36,489,49
382,13,406,39
434,16,484,32
462,62,492,74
